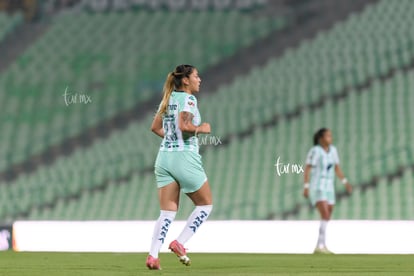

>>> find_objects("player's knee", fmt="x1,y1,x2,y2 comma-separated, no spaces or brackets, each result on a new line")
204,197,213,205
196,197,212,206
160,202,179,212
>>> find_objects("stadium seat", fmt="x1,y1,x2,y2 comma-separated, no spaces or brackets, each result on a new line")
4,0,414,221
0,9,286,171
0,11,23,42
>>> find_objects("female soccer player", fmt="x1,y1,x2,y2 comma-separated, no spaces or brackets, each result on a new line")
303,128,352,254
146,64,213,270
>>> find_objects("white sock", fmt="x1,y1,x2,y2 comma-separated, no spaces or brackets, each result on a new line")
176,205,213,245
317,220,329,248
149,210,176,258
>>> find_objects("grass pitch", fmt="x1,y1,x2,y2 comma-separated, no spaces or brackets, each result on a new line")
0,252,413,275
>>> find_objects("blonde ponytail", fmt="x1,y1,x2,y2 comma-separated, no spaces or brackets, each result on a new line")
157,72,175,116
157,64,196,116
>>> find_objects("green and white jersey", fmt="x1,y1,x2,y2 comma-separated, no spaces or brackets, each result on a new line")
306,145,340,191
159,91,201,152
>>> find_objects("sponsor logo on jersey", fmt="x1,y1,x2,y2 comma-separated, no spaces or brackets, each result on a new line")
168,104,177,110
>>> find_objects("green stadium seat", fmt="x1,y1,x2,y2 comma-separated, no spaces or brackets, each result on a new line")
0,9,286,172
3,0,414,221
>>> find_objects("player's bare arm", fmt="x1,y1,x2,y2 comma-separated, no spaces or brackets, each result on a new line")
335,165,352,193
151,114,164,138
179,111,211,134
303,164,312,198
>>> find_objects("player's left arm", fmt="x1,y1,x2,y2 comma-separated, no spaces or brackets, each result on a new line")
335,165,352,194
151,114,164,138
303,164,312,198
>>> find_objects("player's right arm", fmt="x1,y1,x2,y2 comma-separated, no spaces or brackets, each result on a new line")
151,114,164,138
303,164,312,198
303,147,317,198
179,111,211,134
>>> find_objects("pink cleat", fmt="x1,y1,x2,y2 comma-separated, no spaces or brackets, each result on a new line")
169,240,191,266
146,255,161,270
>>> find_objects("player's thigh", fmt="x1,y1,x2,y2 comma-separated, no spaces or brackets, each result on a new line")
154,151,180,211
186,180,212,206
158,181,180,211
174,151,209,195
311,189,331,219
309,189,327,206
316,201,331,220
326,188,335,215
328,204,334,215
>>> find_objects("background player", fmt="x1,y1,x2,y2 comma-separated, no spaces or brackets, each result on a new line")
303,128,352,254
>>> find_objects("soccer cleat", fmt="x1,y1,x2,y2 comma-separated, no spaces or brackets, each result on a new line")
169,240,191,266
146,255,161,270
313,246,334,254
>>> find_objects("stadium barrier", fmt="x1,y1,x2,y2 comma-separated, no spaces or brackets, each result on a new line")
12,220,414,254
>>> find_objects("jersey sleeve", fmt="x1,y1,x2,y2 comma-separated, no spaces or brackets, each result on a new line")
179,94,197,115
332,146,340,164
306,147,319,166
